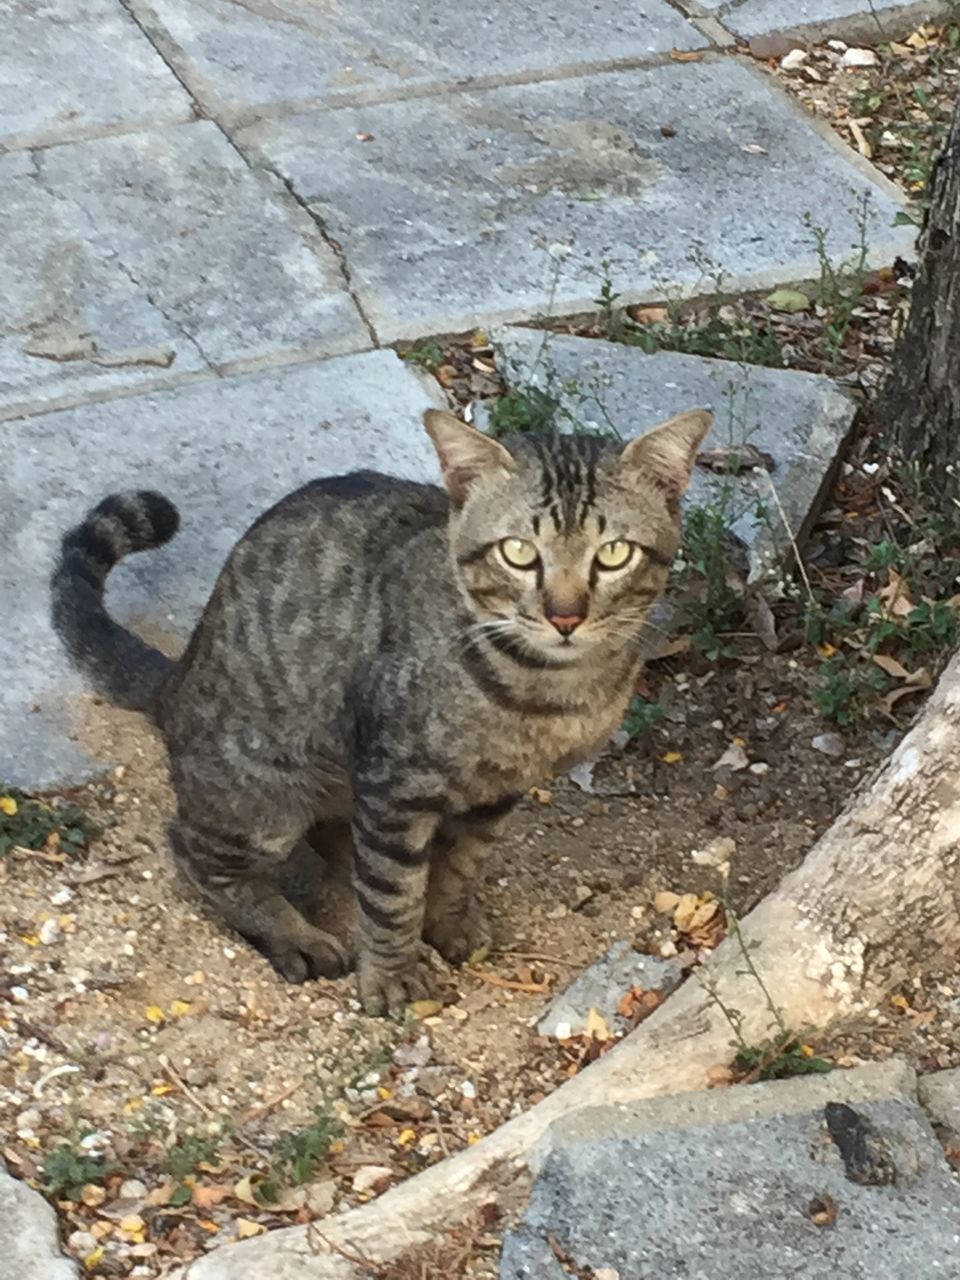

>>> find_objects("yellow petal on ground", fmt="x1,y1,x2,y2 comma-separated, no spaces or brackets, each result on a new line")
236,1218,266,1239
0,796,18,815
397,1128,417,1146
83,1247,105,1272
662,751,683,764
586,1007,612,1042
151,1082,175,1096
169,999,192,1018
145,1005,166,1025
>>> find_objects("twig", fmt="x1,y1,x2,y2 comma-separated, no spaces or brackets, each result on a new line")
489,949,579,967
463,967,551,994
307,1223,383,1273
160,1060,268,1158
237,1079,302,1127
433,1110,450,1159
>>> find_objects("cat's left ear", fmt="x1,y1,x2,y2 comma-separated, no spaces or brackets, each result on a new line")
424,410,516,505
619,409,713,507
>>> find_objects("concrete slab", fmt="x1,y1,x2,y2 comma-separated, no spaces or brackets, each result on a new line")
0,1160,77,1280
0,122,369,422
0,0,192,151
537,941,682,1038
488,329,856,578
239,60,913,342
502,1087,960,1278
130,0,705,119
0,353,443,789
712,0,945,48
919,1066,960,1144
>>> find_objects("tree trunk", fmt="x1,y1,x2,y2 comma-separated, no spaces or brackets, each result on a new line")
881,89,960,498
179,651,960,1280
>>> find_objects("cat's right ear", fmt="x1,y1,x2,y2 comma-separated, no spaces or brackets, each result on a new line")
424,410,515,505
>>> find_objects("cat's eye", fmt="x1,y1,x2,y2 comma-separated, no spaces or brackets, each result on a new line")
595,540,635,570
500,538,540,569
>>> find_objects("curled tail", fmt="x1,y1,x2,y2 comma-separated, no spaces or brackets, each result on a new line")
51,491,180,717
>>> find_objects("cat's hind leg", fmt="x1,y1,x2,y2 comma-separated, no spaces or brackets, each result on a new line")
170,812,351,983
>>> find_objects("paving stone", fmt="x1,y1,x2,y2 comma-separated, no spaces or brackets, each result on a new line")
537,941,682,1039
0,1159,77,1280
918,1066,960,1144
239,60,913,342
488,329,857,579
0,122,368,421
502,1087,960,1279
710,0,943,46
131,0,705,118
0,0,192,151
0,353,443,788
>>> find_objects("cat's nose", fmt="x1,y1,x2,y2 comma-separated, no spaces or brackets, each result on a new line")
547,612,585,636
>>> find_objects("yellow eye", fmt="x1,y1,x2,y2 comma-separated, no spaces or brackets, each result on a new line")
500,538,539,569
595,540,634,570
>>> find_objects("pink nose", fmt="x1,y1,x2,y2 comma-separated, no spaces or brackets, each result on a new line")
548,613,585,636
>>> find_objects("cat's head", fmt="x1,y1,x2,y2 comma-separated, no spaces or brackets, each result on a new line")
424,408,712,665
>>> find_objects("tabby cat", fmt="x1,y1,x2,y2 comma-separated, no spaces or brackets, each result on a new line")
52,408,711,1013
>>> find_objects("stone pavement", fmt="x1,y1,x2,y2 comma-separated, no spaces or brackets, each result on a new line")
500,1060,960,1280
0,0,935,787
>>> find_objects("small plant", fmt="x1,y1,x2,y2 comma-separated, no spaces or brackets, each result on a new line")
679,503,744,659
260,1107,340,1201
0,786,98,857
812,654,889,726
626,308,783,368
401,340,444,372
805,195,871,370
487,384,561,437
621,695,663,739
43,1141,115,1200
165,1130,227,1204
696,900,832,1082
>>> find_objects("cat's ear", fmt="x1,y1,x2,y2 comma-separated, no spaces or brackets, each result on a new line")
619,410,712,506
424,410,516,505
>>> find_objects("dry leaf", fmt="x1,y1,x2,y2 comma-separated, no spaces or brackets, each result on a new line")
654,890,681,914
673,893,700,932
586,1007,612,1042
233,1174,264,1207
697,442,775,473
408,999,443,1019
192,1183,231,1210
706,1063,734,1087
631,305,669,325
878,666,932,714
662,750,683,764
236,1218,266,1239
144,1005,166,1025
647,634,690,661
872,653,909,679
145,1181,175,1207
878,568,915,618
712,741,749,772
745,590,779,652
670,48,703,61
848,119,873,158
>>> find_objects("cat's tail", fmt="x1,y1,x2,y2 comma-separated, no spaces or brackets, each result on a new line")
51,491,180,718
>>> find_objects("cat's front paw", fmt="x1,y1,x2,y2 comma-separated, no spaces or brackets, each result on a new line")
264,925,352,983
357,956,435,1017
424,904,492,966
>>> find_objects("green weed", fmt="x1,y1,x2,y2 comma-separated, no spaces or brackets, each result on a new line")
260,1107,340,1201
804,193,871,370
42,1141,115,1200
621,695,663,739
401,340,445,372
812,655,889,726
0,787,98,858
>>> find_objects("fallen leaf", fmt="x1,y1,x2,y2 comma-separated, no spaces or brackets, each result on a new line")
0,795,17,816
745,590,779,651
673,893,700,932
670,48,702,60
662,750,683,764
654,890,681,914
233,1174,265,1207
145,1181,176,1207
647,634,690,660
706,1063,734,1087
878,666,932,715
631,305,669,325
144,1005,166,1025
766,287,811,313
192,1183,231,1210
807,1192,838,1227
848,119,873,159
872,653,909,679
617,986,663,1023
83,1246,105,1272
352,1165,393,1196
586,1007,612,1042
169,999,192,1018
530,786,553,805
435,364,457,387
878,568,915,618
236,1218,266,1239
408,999,443,1019
81,1183,106,1207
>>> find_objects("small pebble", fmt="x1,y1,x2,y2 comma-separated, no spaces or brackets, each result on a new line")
812,732,845,758
748,762,769,777
38,917,62,945
119,1178,148,1200
50,887,74,907
68,1231,98,1256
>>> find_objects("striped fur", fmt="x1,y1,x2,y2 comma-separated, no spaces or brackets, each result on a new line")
51,410,710,1013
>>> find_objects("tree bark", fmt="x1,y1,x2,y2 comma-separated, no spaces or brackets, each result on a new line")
178,650,960,1280
881,89,960,498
